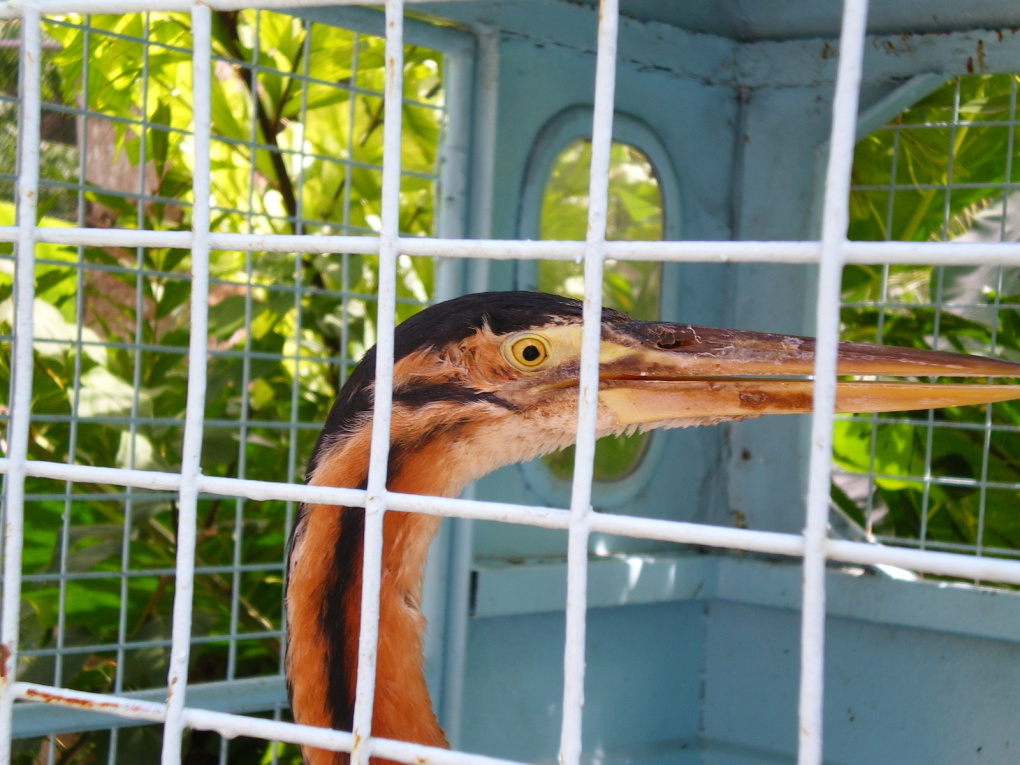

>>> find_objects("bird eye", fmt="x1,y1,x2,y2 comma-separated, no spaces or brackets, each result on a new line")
504,333,552,371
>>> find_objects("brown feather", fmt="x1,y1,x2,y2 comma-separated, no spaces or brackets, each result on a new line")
289,421,466,764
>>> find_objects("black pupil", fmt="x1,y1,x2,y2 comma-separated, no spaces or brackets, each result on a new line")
522,344,541,362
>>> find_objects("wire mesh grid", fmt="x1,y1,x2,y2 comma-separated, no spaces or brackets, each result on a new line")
0,1,1020,765
1,4,443,762
836,72,1020,571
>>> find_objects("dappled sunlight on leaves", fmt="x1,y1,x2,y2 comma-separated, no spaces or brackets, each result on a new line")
839,74,1020,573
3,10,442,762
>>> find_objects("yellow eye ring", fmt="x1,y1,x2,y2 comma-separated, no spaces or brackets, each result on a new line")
503,333,552,371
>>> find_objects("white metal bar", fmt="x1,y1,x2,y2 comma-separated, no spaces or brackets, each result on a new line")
11,681,529,765
339,27,360,386
350,3,405,763
5,457,1020,581
438,512,473,748
824,540,1020,583
0,7,41,764
160,5,212,762
10,227,381,253
224,11,266,691
9,226,1020,265
559,2,619,763
402,240,820,264
459,23,500,293
0,7,1014,765
430,18,497,694
798,1,870,763
113,18,148,752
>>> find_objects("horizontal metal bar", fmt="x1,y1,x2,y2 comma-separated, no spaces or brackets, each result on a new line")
853,181,1019,192
7,458,1020,585
396,239,815,262
17,628,283,659
20,491,176,503
12,676,287,737
0,227,383,254
845,240,1020,264
21,560,283,584
841,300,1020,310
10,679,527,765
834,470,1020,493
876,118,1020,132
869,535,1020,559
6,228,1020,265
21,339,364,373
23,414,322,430
826,539,1020,584
833,415,1020,434
590,512,805,557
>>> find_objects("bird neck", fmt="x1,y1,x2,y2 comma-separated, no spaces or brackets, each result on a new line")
287,426,461,765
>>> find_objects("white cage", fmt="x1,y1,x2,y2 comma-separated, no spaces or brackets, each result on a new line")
2,1,1020,764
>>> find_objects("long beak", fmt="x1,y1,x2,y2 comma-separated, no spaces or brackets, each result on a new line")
597,322,1020,427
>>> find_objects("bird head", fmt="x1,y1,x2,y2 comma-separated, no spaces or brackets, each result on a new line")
290,290,1020,765
308,291,1020,497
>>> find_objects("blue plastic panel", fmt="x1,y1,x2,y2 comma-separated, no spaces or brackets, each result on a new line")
461,555,1020,764
460,601,704,764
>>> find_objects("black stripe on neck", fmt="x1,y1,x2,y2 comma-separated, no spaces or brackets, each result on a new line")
323,499,365,735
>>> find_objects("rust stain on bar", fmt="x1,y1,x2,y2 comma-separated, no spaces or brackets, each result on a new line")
23,687,124,711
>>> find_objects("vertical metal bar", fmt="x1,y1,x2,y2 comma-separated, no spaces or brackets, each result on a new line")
559,2,618,764
435,55,465,225
54,17,96,697
227,21,277,712
435,37,470,297
798,1,869,764
863,128,898,536
0,6,41,763
51,15,92,764
350,3,403,765
976,78,1020,569
939,78,962,241
918,267,946,550
439,510,472,748
465,25,499,294
339,30,358,384
283,8,308,715
918,81,959,551
971,80,1015,568
111,17,142,761
295,17,311,237
287,11,311,507
434,15,501,689
469,25,499,243
437,29,500,720
161,5,212,762
974,264,1002,570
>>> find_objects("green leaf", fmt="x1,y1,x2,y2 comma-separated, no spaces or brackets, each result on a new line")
77,366,152,418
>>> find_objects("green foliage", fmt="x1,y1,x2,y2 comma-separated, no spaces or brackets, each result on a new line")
538,140,663,483
1,10,441,763
849,74,1020,244
6,12,1020,762
838,74,1020,563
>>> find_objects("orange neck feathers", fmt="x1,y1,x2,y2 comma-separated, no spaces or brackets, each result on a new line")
286,421,480,765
